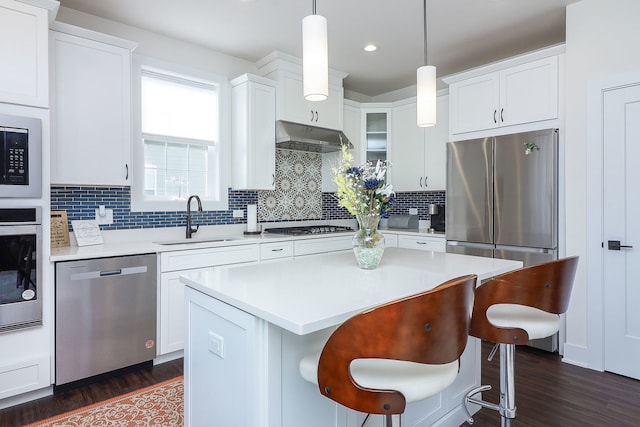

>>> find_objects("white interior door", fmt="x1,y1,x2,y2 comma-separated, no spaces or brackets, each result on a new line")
603,83,640,379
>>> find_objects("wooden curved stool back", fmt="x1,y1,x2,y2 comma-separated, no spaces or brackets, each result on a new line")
464,256,579,426
470,256,579,344
317,274,477,417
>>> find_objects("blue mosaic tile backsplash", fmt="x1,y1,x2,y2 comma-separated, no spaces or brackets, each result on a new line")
51,185,446,231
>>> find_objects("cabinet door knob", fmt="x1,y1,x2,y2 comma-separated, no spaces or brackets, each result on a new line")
315,111,319,122
125,164,129,180
494,110,497,124
310,110,314,122
500,108,504,123
419,176,423,187
424,176,428,188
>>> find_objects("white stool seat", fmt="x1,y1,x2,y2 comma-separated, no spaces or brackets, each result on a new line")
300,352,459,403
487,303,560,340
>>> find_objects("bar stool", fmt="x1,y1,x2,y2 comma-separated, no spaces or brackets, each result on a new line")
299,274,477,427
463,256,579,426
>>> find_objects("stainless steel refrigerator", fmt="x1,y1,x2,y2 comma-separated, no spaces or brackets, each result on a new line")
446,128,558,350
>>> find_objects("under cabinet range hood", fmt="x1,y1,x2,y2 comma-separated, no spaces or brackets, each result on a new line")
275,120,352,153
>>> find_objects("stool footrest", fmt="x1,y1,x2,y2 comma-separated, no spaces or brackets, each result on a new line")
463,385,500,424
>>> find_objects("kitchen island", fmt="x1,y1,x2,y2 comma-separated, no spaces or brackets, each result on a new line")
181,248,521,427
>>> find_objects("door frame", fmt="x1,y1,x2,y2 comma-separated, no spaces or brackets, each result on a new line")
585,72,640,371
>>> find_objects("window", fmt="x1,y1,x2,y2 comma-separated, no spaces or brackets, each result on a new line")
131,58,229,212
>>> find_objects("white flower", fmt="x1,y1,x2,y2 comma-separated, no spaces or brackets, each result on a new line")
376,184,394,198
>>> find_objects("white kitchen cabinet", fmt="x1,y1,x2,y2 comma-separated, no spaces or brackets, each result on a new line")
447,55,559,135
382,232,398,248
361,107,391,164
50,23,136,186
159,266,213,355
231,74,276,190
278,70,344,129
322,99,361,192
398,234,446,252
257,51,346,131
294,235,352,257
0,0,55,108
391,95,448,191
158,244,259,356
260,240,294,261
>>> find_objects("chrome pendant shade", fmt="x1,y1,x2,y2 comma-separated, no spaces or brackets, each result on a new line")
417,0,436,127
303,0,328,102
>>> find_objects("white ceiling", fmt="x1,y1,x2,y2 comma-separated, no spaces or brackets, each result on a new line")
57,0,580,97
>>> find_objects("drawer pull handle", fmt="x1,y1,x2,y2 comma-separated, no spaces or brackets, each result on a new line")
416,241,427,245
271,248,284,252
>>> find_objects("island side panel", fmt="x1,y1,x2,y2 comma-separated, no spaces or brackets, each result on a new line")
184,286,279,427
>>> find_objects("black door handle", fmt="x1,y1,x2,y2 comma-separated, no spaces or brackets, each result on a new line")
608,240,633,250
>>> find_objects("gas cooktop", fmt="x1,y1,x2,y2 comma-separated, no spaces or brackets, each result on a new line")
263,225,353,236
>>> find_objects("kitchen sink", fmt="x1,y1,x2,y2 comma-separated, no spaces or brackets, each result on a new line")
153,236,242,245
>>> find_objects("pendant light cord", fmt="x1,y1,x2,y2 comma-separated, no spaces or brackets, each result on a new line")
423,0,428,66
313,0,317,15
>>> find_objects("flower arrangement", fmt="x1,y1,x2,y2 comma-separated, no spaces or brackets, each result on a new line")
332,144,396,219
332,144,395,269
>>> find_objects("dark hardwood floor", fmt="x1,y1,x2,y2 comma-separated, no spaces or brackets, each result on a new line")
1,343,640,426
470,342,640,426
0,358,183,427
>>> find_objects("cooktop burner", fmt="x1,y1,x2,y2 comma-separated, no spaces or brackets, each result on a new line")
263,225,354,236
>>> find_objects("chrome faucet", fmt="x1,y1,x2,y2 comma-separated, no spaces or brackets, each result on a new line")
186,195,203,239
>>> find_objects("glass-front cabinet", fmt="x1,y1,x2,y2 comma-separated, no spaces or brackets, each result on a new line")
362,108,390,163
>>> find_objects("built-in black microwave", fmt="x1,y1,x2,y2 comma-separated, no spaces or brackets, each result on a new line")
0,113,41,198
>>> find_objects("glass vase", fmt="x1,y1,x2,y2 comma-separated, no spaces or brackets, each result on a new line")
352,214,385,269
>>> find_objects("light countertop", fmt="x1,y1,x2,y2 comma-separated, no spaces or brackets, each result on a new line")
49,226,446,262
180,248,522,335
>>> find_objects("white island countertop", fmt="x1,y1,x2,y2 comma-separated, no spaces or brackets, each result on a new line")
181,248,522,335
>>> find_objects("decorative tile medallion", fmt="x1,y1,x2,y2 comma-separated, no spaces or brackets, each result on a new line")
258,149,322,221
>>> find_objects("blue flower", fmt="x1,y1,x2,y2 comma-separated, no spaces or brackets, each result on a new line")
345,167,362,176
364,178,381,190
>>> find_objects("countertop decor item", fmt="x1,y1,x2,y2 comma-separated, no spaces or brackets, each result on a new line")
333,144,395,269
50,210,70,248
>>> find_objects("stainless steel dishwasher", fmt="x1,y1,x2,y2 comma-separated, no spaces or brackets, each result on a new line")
55,254,157,385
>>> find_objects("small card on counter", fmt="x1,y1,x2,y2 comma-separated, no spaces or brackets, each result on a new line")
71,220,104,246
51,210,70,247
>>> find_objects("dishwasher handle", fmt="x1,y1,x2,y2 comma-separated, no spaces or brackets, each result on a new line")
69,265,149,281
100,269,122,277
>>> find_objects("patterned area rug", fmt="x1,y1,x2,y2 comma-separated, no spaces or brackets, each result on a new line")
23,376,183,427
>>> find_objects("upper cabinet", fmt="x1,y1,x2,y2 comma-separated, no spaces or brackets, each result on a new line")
362,107,390,164
0,0,57,108
231,74,276,191
445,47,562,136
391,95,448,191
321,100,361,192
50,23,137,186
257,51,346,131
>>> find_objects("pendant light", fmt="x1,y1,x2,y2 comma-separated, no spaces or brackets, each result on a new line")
303,0,328,101
417,0,436,127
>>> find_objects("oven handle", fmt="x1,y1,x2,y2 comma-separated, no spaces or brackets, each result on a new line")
0,224,40,236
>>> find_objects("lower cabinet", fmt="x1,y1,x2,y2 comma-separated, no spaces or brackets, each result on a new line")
259,241,294,262
158,244,259,356
159,267,214,355
294,235,352,257
382,232,398,248
398,235,446,252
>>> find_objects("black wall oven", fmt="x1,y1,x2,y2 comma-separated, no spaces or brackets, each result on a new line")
0,207,42,332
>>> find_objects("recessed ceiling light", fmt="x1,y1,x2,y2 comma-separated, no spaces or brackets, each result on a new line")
364,44,377,52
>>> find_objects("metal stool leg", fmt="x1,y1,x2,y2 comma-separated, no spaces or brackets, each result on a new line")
383,413,401,427
463,343,517,425
499,343,516,421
